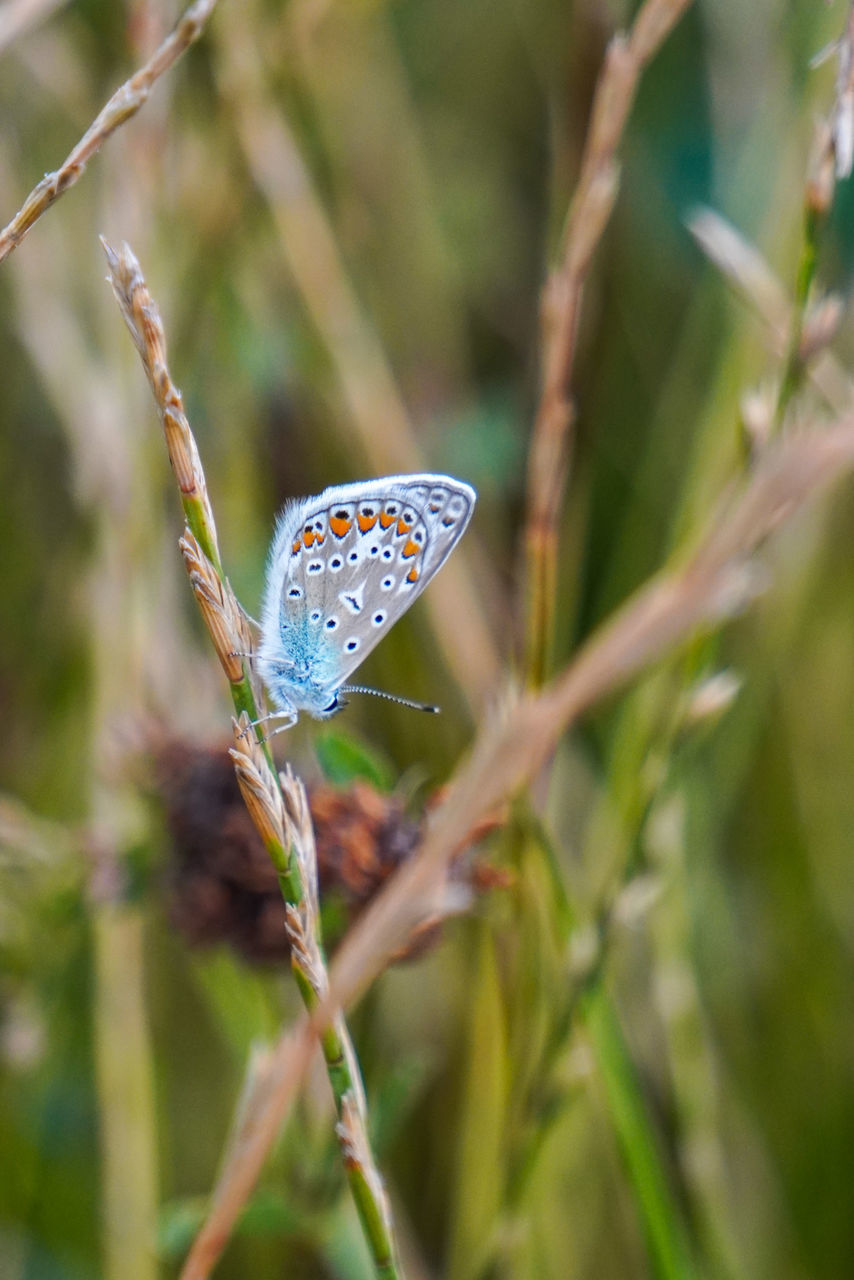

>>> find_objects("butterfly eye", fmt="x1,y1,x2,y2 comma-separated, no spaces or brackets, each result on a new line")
322,696,339,714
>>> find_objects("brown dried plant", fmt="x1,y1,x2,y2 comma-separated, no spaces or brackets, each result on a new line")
523,0,695,685
0,0,218,264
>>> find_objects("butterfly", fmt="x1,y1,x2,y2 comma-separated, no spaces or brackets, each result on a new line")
256,473,476,730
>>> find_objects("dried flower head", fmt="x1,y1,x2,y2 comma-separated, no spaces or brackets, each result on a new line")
154,739,505,965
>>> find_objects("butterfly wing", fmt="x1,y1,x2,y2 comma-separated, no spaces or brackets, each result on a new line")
259,475,475,710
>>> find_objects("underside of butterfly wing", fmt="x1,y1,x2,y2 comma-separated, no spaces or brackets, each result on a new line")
258,475,475,718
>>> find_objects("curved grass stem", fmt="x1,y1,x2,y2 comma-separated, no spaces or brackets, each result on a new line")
103,239,402,1280
0,0,219,264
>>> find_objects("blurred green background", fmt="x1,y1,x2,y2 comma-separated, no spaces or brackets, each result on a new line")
2,1,854,1277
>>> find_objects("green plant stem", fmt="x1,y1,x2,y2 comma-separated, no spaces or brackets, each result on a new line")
337,1085,399,1277
776,207,822,426
583,988,698,1280
226,676,399,1276
293,966,399,1275
254,826,302,912
179,489,222,578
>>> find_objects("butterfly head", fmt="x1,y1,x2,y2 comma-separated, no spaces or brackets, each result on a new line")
319,692,347,718
256,653,346,722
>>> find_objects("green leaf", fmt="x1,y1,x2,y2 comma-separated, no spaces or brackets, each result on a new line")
314,730,393,790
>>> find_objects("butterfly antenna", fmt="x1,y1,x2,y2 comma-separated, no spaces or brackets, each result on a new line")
341,685,440,715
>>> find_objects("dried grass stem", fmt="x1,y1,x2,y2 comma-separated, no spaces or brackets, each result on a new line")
0,0,218,264
523,0,694,685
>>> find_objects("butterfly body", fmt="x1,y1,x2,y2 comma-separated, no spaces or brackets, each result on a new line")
258,474,476,723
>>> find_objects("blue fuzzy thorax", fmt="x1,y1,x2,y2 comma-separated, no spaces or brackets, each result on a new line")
257,615,342,719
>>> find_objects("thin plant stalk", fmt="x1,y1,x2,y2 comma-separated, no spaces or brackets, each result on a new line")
0,0,219,264
523,0,695,688
103,240,401,1280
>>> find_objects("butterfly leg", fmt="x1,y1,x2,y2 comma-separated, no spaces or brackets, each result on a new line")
260,714,299,743
237,708,298,741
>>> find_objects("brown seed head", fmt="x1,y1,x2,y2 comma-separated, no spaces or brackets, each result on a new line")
155,739,506,965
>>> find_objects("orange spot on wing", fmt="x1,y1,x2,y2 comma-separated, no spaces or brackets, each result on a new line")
402,539,419,559
303,529,315,548
330,515,351,538
357,513,378,533
379,512,396,529
407,566,419,583
292,540,301,555
397,518,412,536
